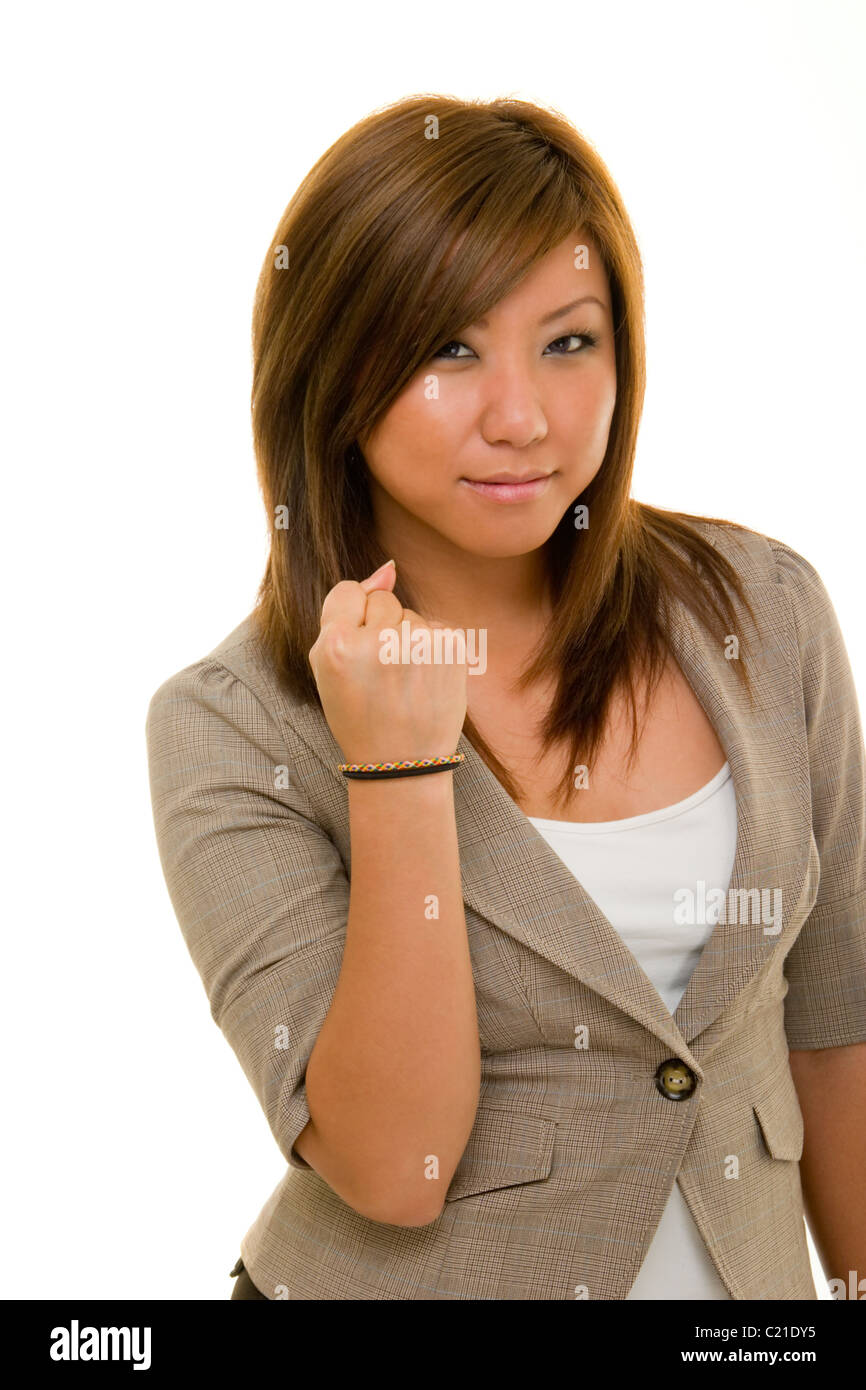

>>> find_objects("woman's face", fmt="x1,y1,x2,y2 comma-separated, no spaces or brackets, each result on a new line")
358,231,617,562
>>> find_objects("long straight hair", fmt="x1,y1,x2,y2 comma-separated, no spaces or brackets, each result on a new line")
250,93,758,811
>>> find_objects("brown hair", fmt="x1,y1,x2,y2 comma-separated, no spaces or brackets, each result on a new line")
250,93,758,811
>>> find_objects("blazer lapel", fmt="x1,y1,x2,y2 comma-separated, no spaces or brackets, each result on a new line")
450,580,816,1053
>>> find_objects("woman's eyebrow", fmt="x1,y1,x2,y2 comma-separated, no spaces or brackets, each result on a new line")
472,295,606,331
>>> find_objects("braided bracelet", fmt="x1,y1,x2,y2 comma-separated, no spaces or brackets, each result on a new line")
338,753,465,780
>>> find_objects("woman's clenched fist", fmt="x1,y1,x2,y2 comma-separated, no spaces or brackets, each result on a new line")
308,560,468,767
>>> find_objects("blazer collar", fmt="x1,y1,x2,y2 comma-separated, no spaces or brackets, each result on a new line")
285,580,816,1062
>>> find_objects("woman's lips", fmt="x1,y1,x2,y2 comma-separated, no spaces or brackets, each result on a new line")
459,475,552,503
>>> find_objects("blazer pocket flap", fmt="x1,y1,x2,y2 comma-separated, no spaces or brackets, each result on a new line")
753,1065,805,1161
445,1107,557,1201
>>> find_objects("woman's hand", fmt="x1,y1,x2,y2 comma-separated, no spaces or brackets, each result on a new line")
308,560,468,766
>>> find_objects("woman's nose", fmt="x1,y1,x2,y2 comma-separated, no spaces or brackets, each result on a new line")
479,385,548,449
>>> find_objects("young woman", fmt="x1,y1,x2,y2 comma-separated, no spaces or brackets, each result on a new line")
146,94,866,1300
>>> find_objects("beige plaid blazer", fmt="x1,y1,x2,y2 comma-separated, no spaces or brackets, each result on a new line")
145,522,866,1300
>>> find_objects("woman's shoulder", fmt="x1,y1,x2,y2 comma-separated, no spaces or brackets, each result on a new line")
670,518,851,675
690,522,859,731
145,610,318,754
681,515,832,597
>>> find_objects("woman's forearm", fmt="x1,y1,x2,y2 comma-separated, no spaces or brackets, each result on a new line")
789,1042,866,1294
294,770,481,1225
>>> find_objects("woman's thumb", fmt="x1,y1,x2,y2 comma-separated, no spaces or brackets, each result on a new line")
359,558,397,592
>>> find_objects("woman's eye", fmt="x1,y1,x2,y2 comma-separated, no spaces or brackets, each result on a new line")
432,340,473,360
432,332,597,361
544,332,597,355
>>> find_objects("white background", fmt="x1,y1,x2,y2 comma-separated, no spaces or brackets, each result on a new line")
3,0,863,1299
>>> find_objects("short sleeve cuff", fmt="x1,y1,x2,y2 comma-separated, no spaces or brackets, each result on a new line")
784,889,866,1048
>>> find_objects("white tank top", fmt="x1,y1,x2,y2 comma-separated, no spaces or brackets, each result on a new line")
528,759,737,1300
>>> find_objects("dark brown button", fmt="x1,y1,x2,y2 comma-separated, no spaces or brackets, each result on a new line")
655,1059,697,1101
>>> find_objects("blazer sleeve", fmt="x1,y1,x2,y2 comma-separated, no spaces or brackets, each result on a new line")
145,656,349,1169
771,539,866,1049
